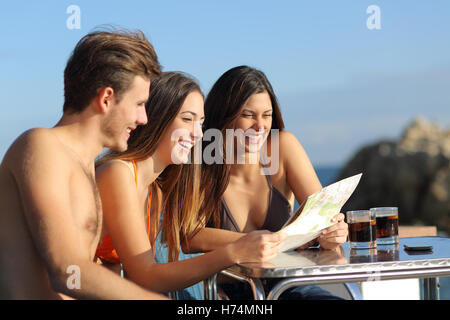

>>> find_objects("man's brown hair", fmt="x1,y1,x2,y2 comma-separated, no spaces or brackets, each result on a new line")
63,29,161,113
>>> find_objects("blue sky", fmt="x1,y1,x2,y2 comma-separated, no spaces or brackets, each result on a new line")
1,1,449,166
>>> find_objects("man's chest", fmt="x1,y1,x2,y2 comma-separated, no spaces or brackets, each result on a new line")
69,170,103,258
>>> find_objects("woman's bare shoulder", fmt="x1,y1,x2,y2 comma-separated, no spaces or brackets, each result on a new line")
276,131,322,196
95,159,135,185
270,131,307,162
279,130,303,147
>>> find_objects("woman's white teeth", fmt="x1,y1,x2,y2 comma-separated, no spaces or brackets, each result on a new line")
179,141,192,149
246,131,265,137
247,135,262,143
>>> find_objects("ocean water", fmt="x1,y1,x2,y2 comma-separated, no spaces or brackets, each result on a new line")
315,166,340,186
293,166,340,211
314,166,450,300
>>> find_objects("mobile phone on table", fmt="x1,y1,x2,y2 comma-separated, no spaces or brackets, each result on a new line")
403,244,433,252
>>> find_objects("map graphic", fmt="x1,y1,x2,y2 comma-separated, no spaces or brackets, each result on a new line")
276,173,362,252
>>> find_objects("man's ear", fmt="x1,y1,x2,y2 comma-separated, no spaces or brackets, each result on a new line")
96,87,115,114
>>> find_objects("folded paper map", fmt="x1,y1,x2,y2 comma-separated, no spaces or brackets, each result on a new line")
276,173,362,252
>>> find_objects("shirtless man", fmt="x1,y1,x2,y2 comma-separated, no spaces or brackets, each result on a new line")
0,30,168,299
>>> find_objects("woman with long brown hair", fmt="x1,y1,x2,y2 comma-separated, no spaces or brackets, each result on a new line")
94,71,285,296
187,66,348,299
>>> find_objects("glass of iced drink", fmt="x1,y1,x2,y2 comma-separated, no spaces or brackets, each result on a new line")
346,210,377,249
370,207,399,245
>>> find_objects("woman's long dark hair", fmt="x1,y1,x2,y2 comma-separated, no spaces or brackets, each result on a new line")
97,71,203,262
199,65,285,229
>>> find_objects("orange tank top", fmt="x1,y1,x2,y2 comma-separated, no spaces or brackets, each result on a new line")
95,160,152,264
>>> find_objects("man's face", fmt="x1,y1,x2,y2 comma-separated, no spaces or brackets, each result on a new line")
102,75,150,151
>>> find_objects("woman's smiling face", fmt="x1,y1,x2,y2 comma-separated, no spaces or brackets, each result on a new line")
233,91,273,154
158,90,204,164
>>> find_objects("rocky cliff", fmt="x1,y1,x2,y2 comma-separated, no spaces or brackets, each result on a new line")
336,117,450,234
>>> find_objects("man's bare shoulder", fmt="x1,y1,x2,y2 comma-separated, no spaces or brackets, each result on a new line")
4,128,57,157
2,128,70,176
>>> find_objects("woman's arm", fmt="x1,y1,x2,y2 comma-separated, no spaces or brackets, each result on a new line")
146,230,284,292
182,227,244,253
96,161,284,293
279,131,348,250
279,131,323,202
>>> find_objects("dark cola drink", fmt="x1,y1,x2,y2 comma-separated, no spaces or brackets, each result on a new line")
349,220,377,242
348,220,377,249
346,210,377,249
376,215,399,238
371,207,399,245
